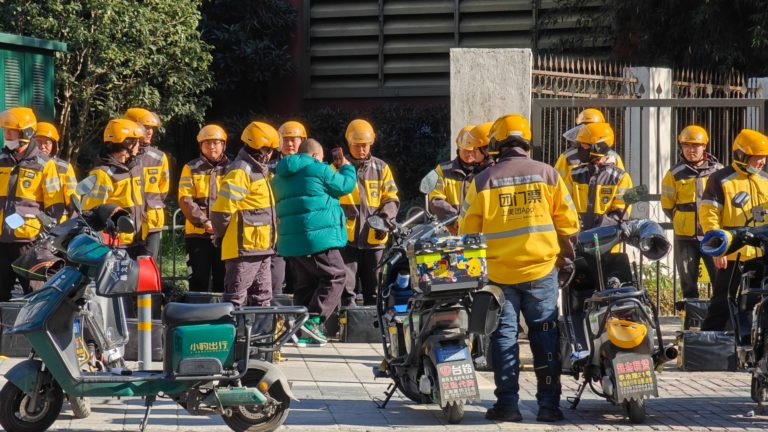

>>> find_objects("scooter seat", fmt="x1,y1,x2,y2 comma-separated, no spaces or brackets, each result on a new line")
163,302,234,326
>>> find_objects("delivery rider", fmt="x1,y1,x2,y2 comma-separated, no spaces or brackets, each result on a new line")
33,122,78,218
459,113,579,423
554,108,624,182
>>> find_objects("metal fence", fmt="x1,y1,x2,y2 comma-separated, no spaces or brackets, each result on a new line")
531,97,768,314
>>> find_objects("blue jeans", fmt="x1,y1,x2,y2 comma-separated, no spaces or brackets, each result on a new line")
490,268,561,410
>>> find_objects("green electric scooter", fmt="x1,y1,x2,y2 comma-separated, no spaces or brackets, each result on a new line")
0,176,308,432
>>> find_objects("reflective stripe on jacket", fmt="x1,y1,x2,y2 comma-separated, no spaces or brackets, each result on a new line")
338,155,400,249
661,155,722,238
459,147,580,285
700,162,768,261
138,145,170,236
554,147,624,188
568,163,633,230
0,145,64,242
211,148,275,260
428,158,471,220
83,155,144,246
178,155,229,238
53,156,78,218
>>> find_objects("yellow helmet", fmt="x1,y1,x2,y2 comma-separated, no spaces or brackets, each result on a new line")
733,129,768,156
488,114,532,154
576,108,605,125
0,107,37,140
575,122,615,147
278,121,307,139
455,124,475,150
123,107,162,128
241,121,279,150
35,122,60,143
345,119,375,146
197,124,227,143
678,125,709,146
104,119,145,144
605,318,647,349
463,122,494,150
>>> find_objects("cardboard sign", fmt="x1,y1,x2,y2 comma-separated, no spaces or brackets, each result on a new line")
611,352,658,401
436,359,480,405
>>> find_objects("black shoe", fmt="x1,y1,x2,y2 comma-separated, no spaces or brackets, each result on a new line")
537,406,564,422
485,406,522,422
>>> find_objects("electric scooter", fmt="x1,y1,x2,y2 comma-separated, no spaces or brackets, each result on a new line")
560,186,677,423
0,176,308,432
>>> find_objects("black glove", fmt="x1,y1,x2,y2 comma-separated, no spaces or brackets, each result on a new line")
556,257,575,289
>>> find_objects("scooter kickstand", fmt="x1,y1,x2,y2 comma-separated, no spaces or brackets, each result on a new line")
568,381,587,410
373,383,397,409
139,395,156,432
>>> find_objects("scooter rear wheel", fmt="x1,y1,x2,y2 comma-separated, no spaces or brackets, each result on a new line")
623,399,646,424
442,401,464,424
0,381,64,432
221,370,290,432
67,395,91,419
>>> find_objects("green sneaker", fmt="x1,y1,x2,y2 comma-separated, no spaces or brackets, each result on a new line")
302,316,327,343
296,337,327,347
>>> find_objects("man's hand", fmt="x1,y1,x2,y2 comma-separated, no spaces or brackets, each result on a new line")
447,221,458,235
556,257,575,289
203,220,214,234
714,256,728,270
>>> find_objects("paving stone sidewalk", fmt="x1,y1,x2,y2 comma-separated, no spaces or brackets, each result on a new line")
1,317,767,431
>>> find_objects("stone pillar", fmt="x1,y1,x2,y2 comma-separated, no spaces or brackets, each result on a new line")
450,48,532,155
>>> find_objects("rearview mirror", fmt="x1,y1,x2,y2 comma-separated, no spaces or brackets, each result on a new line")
117,215,135,234
4,213,24,230
732,191,750,209
366,215,387,231
419,170,439,195
622,185,649,205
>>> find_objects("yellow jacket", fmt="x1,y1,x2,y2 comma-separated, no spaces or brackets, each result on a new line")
138,145,170,238
338,155,399,249
428,158,472,219
82,155,144,246
700,162,768,261
178,155,229,237
568,162,633,230
53,156,78,218
211,148,275,260
459,148,580,285
554,147,624,189
0,146,64,242
661,155,722,238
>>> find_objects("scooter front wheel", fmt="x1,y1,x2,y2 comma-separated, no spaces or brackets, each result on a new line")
0,380,64,432
221,371,290,432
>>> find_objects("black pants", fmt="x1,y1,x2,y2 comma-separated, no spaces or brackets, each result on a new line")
292,248,346,321
341,246,383,306
701,259,759,332
185,237,225,292
145,231,162,260
674,238,716,299
271,255,285,296
0,242,31,301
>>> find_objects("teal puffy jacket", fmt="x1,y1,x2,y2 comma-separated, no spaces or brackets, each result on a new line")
272,154,356,256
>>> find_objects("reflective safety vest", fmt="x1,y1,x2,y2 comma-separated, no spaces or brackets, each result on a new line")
138,145,169,239
700,162,768,261
338,155,399,249
178,155,229,237
428,158,471,219
459,148,580,285
211,148,275,260
661,155,722,238
568,163,633,230
554,147,624,189
53,156,78,218
83,156,144,246
0,145,64,242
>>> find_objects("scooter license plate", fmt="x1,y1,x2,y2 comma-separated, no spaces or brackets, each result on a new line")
611,352,658,401
435,359,480,404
